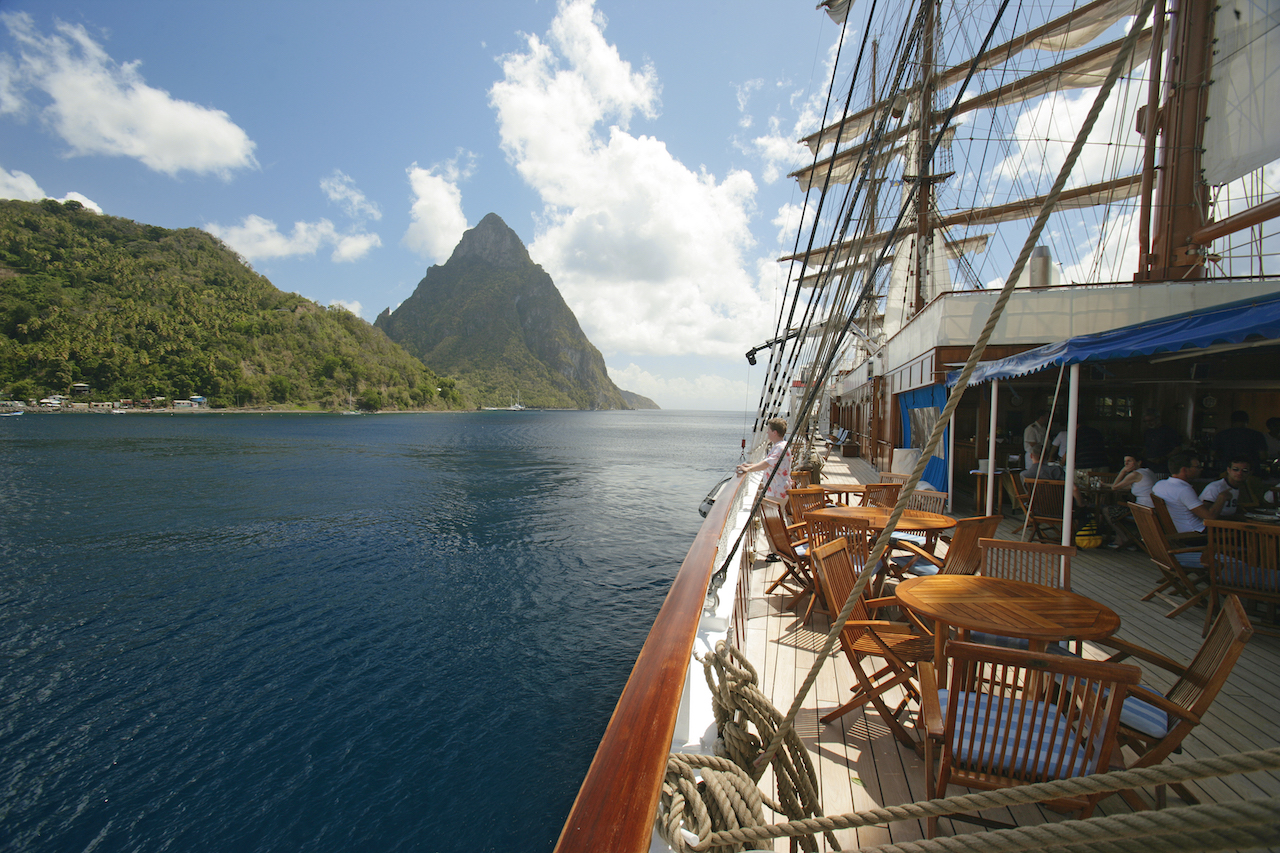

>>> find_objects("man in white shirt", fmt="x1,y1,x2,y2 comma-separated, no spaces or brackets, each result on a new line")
1152,452,1225,541
1199,456,1255,517
1023,411,1049,467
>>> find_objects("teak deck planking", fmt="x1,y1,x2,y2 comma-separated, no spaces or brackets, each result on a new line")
741,452,1280,850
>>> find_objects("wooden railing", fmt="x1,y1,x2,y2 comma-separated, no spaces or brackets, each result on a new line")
552,472,750,853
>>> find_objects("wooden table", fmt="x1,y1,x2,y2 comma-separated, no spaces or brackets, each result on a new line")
805,505,956,545
822,484,866,505
895,575,1121,681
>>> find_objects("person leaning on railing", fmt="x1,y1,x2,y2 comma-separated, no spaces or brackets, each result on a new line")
736,417,792,502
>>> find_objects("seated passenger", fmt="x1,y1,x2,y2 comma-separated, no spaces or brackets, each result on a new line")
1152,451,1225,543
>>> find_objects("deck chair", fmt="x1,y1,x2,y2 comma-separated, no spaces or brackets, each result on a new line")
1092,594,1253,809
972,539,1075,651
1204,519,1280,637
904,489,947,514
1151,494,1204,545
791,468,812,487
809,537,934,747
1129,502,1209,618
785,485,828,523
887,515,1001,579
918,640,1140,836
1021,478,1067,542
979,538,1073,589
860,482,902,508
879,472,910,486
760,499,815,614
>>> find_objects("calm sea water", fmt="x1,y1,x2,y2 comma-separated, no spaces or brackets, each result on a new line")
0,409,745,852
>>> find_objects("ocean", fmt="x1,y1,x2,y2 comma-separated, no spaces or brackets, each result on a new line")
0,409,745,852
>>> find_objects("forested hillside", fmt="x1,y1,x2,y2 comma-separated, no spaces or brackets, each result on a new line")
0,199,459,410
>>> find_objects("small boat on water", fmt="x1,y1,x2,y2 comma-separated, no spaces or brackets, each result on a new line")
0,410,23,417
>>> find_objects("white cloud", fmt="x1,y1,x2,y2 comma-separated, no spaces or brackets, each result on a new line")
331,231,382,263
489,0,776,359
329,299,363,316
0,12,256,177
608,362,751,411
0,163,101,211
403,156,472,263
321,170,381,221
0,164,42,199
60,191,101,213
205,214,380,263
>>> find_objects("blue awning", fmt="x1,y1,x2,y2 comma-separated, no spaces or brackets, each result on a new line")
947,290,1280,386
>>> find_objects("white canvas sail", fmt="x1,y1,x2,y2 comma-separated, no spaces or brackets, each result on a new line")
1202,0,1280,185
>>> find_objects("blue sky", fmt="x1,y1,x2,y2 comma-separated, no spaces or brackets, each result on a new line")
0,0,844,411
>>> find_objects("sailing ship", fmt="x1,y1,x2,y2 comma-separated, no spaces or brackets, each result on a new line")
554,0,1277,849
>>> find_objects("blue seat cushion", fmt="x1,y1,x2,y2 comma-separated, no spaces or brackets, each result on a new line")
938,689,1100,778
890,532,927,547
794,543,808,557
1117,693,1169,739
967,631,1075,655
1174,551,1203,569
1215,557,1280,592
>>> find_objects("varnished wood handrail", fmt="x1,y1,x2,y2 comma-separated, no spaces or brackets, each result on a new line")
553,473,749,853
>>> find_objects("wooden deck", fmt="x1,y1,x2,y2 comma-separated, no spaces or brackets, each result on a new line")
741,451,1280,850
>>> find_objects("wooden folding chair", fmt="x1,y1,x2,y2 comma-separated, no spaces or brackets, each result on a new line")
759,499,814,613
1093,594,1254,809
1204,519,1280,637
904,489,948,514
979,538,1074,589
887,515,1001,579
1129,502,1209,618
918,640,1140,836
860,482,902,508
809,537,934,746
1021,478,1067,542
1151,494,1204,545
785,485,827,523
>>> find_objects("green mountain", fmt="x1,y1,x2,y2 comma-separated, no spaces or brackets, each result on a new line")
0,198,456,410
374,213,638,410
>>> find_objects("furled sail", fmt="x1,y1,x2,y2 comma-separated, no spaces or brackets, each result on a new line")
792,29,1153,191
801,0,1147,156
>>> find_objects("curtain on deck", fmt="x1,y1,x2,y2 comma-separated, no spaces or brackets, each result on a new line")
897,384,949,493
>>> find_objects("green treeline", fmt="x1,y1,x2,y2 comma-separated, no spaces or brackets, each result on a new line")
0,199,464,410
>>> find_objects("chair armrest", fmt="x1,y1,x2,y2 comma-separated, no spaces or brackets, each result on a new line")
890,540,944,567
1126,684,1201,725
851,619,915,634
918,662,944,738
1168,545,1204,555
865,595,901,610
1094,636,1188,676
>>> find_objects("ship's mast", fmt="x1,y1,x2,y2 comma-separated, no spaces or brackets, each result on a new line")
1136,0,1214,281
913,0,938,313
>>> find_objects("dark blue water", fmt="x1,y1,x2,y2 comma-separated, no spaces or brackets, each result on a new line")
0,410,744,852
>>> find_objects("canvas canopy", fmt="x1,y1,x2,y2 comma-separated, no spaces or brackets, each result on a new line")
947,290,1280,387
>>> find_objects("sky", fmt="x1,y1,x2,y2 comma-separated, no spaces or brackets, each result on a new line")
0,0,846,411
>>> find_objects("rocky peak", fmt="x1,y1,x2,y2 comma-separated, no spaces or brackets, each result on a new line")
446,213,531,269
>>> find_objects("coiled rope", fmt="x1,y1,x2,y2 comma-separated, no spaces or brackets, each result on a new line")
663,740,1280,852
656,642,838,852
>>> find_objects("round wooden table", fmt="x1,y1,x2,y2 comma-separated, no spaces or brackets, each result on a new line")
895,575,1121,680
805,505,956,538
